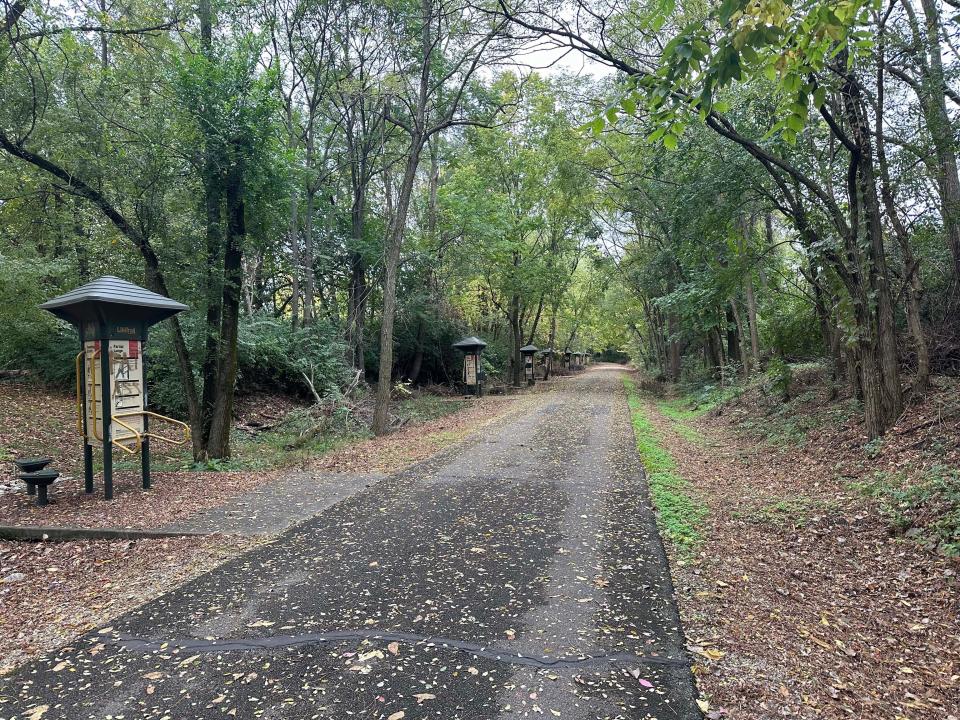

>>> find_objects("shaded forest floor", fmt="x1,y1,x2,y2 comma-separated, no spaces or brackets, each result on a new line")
627,370,960,719
0,379,526,675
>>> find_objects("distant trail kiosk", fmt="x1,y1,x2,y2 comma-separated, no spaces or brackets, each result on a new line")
453,336,487,397
40,276,190,500
520,344,538,386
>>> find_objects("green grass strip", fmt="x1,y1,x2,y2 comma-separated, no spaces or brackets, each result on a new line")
624,378,707,553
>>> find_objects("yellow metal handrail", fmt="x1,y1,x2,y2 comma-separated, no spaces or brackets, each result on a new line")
90,350,103,442
110,416,143,454
114,410,191,447
88,347,100,441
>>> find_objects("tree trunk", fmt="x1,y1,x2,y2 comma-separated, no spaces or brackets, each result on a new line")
667,313,681,381
839,68,902,434
510,293,522,386
343,92,375,378
302,181,315,326
198,0,222,455
345,174,368,377
372,131,424,435
288,187,300,329
346,250,367,375
645,301,668,374
525,295,544,345
876,44,930,395
743,247,761,369
729,299,750,377
545,303,558,380
705,327,723,377
206,158,245,457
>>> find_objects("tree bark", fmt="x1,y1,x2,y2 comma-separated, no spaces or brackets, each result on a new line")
544,303,558,379
288,187,300,329
728,299,750,377
199,157,224,447
206,157,245,457
667,312,681,381
302,133,316,326
741,217,761,369
509,291,522,386
372,130,424,435
841,71,903,427
876,38,930,395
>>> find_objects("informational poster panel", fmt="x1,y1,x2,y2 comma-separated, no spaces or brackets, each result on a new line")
84,339,144,444
524,358,533,380
464,355,477,385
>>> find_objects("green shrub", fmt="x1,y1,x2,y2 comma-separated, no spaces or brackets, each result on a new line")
236,314,349,397
760,292,823,360
0,255,81,388
765,356,793,400
146,313,351,415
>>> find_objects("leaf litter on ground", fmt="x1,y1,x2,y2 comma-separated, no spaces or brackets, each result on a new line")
637,374,960,719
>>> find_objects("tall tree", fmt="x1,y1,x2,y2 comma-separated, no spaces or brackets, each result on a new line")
370,0,504,434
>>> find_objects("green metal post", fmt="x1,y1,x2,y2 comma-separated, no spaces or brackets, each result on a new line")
84,444,94,493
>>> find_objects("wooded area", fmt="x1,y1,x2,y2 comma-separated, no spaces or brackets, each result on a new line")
2,0,959,456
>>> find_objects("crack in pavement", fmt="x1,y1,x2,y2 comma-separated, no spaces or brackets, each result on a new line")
114,630,690,669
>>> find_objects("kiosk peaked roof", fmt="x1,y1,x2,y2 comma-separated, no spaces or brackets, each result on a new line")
40,276,188,327
453,336,487,350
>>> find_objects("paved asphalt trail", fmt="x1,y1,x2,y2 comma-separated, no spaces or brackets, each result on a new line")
1,365,700,720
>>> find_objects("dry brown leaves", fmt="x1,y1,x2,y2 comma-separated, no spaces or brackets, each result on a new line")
643,381,960,720
0,534,255,674
0,468,286,530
